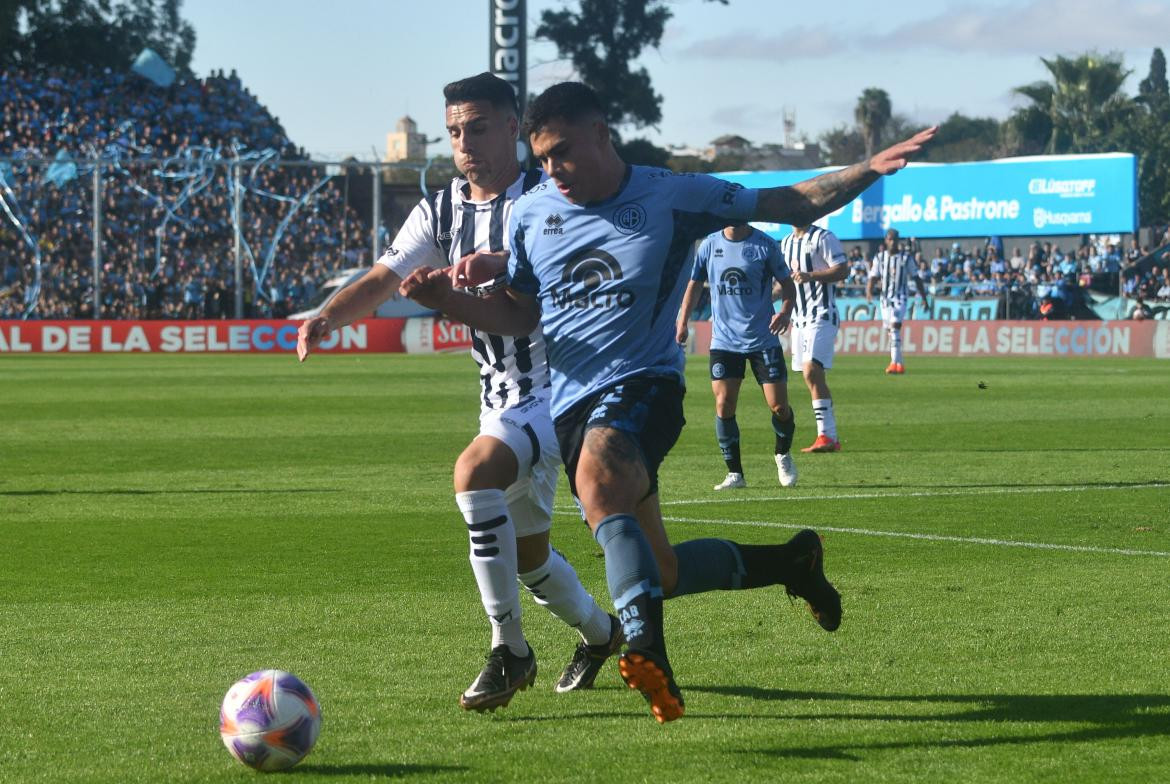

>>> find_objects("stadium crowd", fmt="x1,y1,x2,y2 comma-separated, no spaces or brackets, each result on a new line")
0,66,371,319
2,66,1168,322
838,232,1170,319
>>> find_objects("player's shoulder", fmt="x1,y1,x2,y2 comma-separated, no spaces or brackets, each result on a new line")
511,175,557,216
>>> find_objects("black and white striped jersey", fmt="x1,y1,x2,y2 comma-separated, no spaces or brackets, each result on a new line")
780,226,847,326
868,249,921,302
377,169,549,412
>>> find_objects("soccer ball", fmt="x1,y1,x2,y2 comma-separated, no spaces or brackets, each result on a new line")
219,669,321,771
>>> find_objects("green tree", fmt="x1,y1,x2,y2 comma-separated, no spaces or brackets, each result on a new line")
1008,52,1133,154
923,112,1003,162
817,124,866,165
535,0,727,167
854,87,891,159
1135,48,1170,226
4,0,196,75
537,0,725,128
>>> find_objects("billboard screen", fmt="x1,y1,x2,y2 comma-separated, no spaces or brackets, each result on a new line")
718,153,1137,240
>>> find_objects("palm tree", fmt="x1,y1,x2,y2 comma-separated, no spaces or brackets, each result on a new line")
1009,52,1132,154
854,88,891,159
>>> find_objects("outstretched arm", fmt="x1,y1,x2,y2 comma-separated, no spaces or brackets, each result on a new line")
297,264,401,362
752,127,937,227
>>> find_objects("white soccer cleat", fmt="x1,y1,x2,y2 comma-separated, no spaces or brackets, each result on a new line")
776,453,798,487
713,472,746,490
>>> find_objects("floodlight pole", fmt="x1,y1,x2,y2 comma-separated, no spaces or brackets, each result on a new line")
372,166,382,265
233,160,243,318
91,162,102,319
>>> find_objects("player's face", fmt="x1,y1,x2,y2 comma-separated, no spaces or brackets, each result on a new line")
445,100,518,187
530,116,609,204
884,230,899,252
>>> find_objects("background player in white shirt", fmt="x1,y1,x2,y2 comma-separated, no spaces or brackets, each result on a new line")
867,228,929,374
296,73,620,713
782,224,849,452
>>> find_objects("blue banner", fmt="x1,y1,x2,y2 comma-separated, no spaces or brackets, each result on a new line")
719,153,1137,240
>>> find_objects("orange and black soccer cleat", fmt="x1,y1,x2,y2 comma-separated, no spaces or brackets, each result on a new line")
618,649,685,724
801,435,841,453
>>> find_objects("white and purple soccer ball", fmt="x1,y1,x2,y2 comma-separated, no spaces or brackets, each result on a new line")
219,669,321,772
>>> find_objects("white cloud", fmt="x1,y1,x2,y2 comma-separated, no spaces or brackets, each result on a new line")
678,0,1170,60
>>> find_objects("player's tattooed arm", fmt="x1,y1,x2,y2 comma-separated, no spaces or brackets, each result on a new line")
753,126,937,226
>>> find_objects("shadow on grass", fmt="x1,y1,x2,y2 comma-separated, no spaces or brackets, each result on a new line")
688,687,1170,761
291,762,466,777
0,488,342,496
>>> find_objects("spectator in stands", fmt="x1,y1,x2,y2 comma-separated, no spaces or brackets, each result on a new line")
0,65,373,319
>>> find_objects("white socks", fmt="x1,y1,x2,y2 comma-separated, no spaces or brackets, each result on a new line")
890,329,904,365
456,489,527,656
519,549,613,646
812,398,837,440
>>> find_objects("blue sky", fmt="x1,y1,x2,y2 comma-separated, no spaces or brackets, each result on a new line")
185,0,1170,160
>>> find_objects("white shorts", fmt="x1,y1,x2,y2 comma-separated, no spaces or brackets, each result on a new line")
791,320,838,371
478,394,561,537
881,298,907,326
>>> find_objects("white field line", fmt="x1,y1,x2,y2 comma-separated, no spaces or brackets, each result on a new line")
653,482,1170,508
553,482,1170,558
653,515,1170,558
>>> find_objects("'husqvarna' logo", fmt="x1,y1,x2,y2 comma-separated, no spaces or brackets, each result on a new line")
718,267,753,296
550,248,636,309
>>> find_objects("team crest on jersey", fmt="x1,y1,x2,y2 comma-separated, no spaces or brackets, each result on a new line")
740,245,763,263
550,248,636,310
612,202,646,235
543,213,565,235
717,267,753,296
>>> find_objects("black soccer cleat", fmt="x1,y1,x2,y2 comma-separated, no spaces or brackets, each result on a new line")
784,528,843,632
555,614,625,693
459,645,537,712
618,648,685,724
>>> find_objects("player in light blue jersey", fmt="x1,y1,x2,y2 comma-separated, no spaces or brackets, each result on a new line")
400,81,935,723
677,224,799,491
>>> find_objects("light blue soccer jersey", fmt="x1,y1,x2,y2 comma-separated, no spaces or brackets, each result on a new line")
508,166,758,418
691,228,789,353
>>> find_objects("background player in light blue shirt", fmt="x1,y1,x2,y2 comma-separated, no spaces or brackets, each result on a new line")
400,81,935,723
677,224,799,491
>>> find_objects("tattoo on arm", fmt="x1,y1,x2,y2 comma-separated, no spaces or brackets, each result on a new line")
754,161,880,226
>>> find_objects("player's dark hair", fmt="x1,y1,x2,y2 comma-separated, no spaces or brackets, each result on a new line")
522,81,606,137
443,72,518,116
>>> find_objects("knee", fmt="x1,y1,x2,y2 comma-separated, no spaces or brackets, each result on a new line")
714,397,734,418
515,534,550,573
453,446,512,493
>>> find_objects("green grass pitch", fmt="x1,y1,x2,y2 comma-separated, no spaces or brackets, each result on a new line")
1,352,1168,783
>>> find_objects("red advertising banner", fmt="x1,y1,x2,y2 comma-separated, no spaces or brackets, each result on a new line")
0,319,406,354
686,320,1170,359
401,316,476,354
5,318,1167,359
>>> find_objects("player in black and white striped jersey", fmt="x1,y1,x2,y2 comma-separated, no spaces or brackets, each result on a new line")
387,164,547,409
297,73,621,712
867,228,929,374
780,224,849,452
